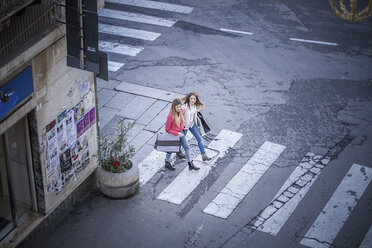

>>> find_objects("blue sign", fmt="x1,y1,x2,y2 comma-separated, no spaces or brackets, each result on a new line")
0,66,34,121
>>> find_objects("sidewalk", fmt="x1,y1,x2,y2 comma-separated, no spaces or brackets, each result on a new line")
97,78,185,165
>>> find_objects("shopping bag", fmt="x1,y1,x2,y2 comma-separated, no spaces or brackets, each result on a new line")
155,132,180,153
197,112,211,135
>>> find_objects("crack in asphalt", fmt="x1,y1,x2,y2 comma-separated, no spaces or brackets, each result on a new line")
123,57,217,71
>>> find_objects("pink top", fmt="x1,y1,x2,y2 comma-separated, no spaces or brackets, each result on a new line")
165,110,184,136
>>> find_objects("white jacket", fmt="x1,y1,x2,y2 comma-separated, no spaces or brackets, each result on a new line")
182,104,197,129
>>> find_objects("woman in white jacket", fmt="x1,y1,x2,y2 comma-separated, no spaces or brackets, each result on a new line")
181,92,211,161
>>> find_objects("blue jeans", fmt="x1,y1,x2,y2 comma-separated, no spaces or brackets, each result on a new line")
166,129,191,162
186,123,206,154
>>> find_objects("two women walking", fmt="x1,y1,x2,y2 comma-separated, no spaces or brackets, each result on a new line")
164,92,211,171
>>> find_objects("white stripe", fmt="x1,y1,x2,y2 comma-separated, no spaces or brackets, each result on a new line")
99,23,161,41
300,164,372,248
257,154,328,235
219,28,253,35
157,129,243,204
99,40,143,56
139,131,194,186
203,141,286,219
108,61,125,72
99,8,176,27
290,38,338,46
360,226,372,248
106,0,193,14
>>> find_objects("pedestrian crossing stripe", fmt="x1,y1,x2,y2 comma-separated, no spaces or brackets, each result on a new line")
99,23,161,41
157,129,243,204
99,8,176,27
360,225,372,248
99,40,144,56
300,164,372,248
106,0,194,14
138,131,194,186
108,61,125,72
203,141,286,219
252,153,330,235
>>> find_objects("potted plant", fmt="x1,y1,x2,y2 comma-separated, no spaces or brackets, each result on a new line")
97,119,139,198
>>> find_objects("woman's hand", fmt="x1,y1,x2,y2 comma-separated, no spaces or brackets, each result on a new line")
197,104,205,112
178,132,184,137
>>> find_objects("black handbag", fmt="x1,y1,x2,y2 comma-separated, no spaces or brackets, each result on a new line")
197,112,211,135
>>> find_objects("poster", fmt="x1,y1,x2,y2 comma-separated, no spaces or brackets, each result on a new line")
80,80,90,97
65,109,77,148
89,107,96,129
76,119,84,138
73,100,84,123
46,119,60,192
83,112,90,132
59,148,72,173
79,136,90,170
70,141,82,176
57,111,67,152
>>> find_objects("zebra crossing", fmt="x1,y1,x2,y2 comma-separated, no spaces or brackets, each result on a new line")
98,0,194,72
137,128,372,247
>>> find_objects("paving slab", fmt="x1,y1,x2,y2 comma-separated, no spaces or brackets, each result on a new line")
128,130,155,152
144,104,170,132
131,144,155,165
136,100,169,125
100,115,125,140
98,106,120,130
97,88,117,109
119,95,156,120
105,92,136,110
97,78,121,90
116,81,184,102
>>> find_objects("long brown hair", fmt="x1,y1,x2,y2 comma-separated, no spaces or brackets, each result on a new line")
181,92,204,108
170,98,184,127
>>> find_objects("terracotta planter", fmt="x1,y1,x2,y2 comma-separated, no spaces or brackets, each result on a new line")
97,161,139,198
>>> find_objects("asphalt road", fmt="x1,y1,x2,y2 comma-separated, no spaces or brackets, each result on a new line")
21,0,372,247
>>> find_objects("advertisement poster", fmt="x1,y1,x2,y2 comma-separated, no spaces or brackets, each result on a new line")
46,119,60,192
79,136,90,170
57,111,67,152
70,141,82,175
59,148,72,173
89,107,96,129
83,112,90,132
65,109,77,148
73,100,84,123
76,119,84,138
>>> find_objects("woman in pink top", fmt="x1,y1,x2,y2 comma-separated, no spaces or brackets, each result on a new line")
165,99,199,171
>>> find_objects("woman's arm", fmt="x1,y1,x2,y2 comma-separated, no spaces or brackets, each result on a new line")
165,113,179,136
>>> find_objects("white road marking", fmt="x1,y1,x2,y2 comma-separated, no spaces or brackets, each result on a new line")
290,38,338,46
108,61,125,72
360,225,372,248
99,8,176,27
99,40,144,56
139,131,194,186
219,28,253,35
300,164,372,248
106,0,193,14
157,129,243,204
257,154,329,235
203,141,286,219
99,23,161,41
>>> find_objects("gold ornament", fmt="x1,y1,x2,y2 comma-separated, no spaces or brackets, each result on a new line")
329,0,372,21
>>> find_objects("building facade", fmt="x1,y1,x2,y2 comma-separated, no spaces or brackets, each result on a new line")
0,0,104,246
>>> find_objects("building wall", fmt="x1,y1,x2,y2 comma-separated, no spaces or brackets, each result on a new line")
31,36,98,213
